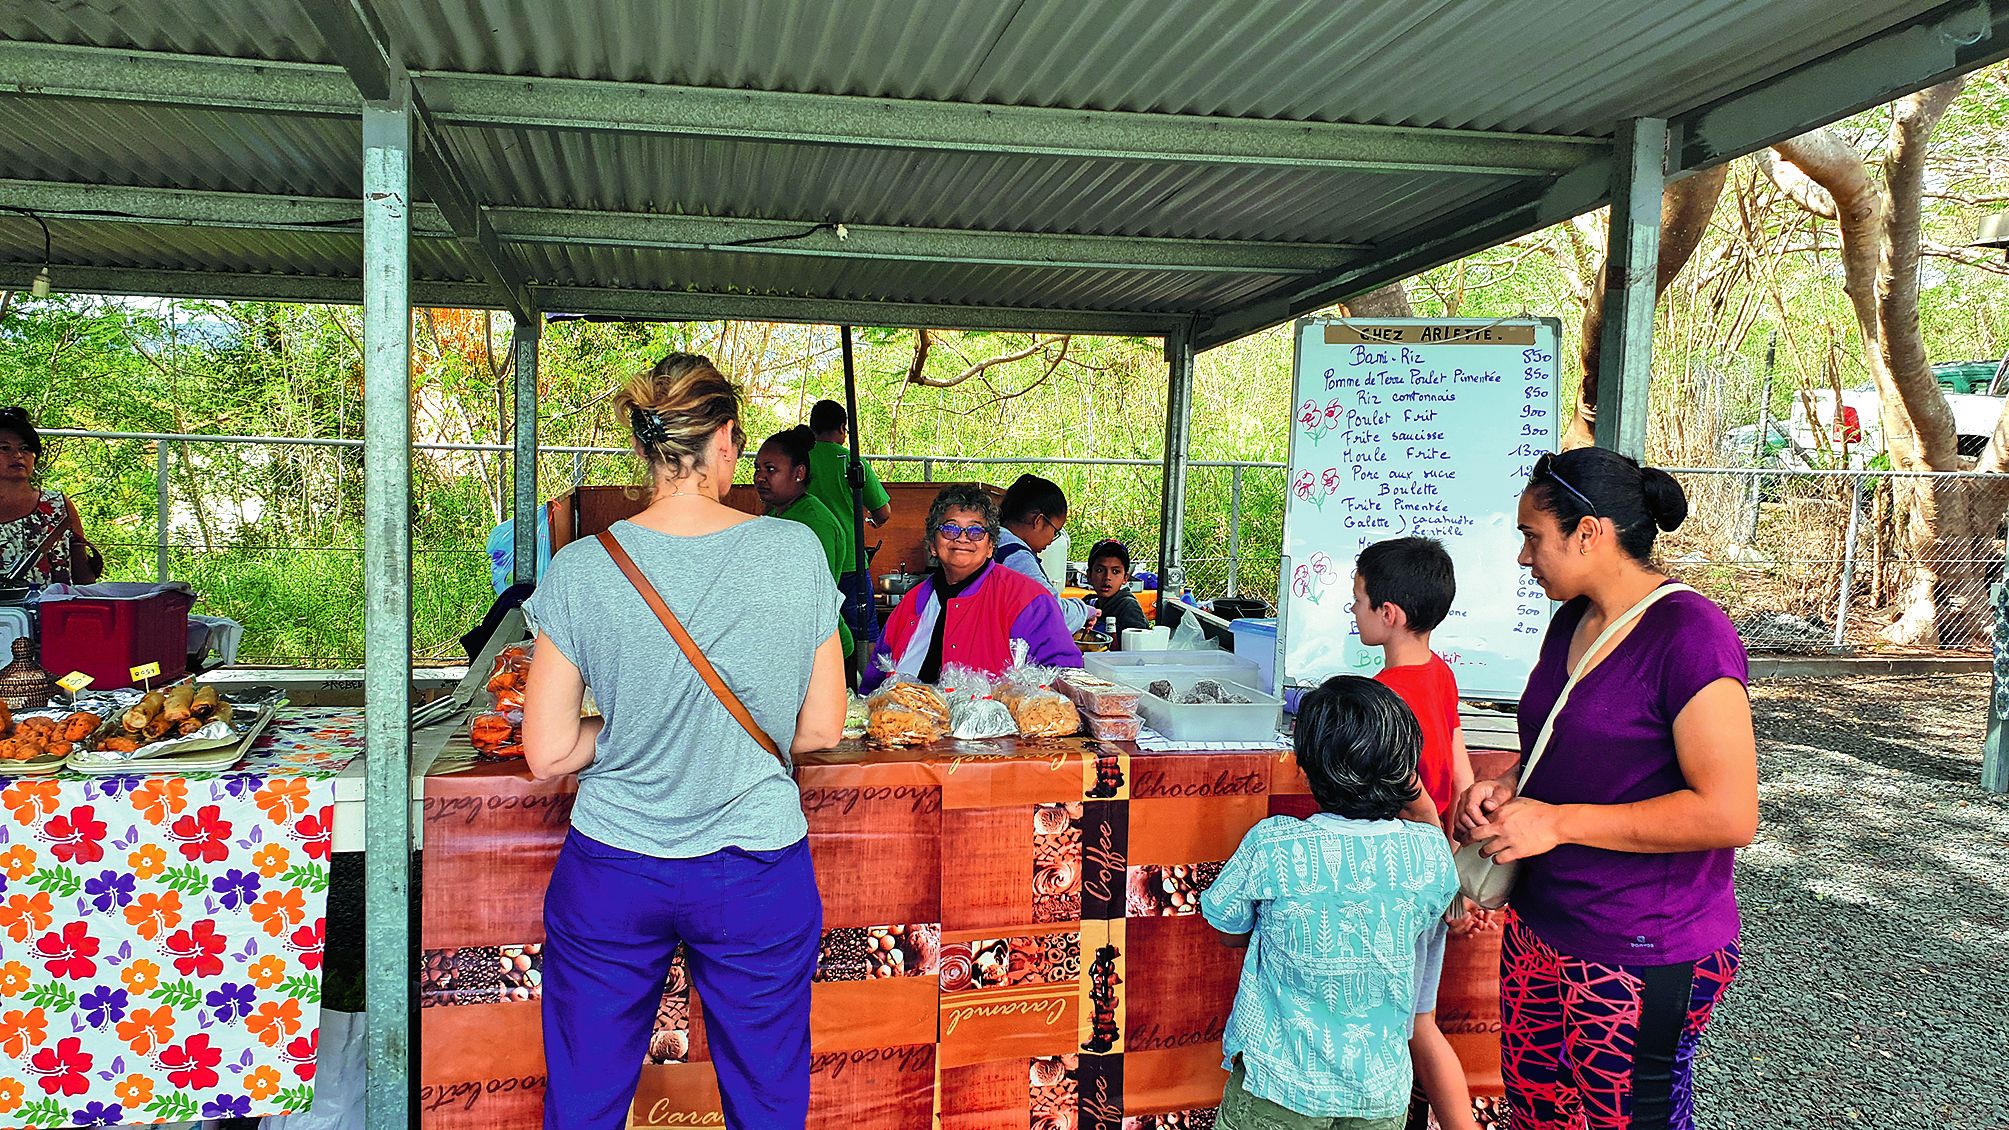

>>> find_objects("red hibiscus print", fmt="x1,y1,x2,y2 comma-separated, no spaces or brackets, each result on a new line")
160,1033,223,1090
28,1035,91,1096
1293,471,1315,500
168,805,233,864
288,919,325,970
42,806,107,866
33,922,100,980
283,1032,317,1081
293,810,332,860
164,920,227,979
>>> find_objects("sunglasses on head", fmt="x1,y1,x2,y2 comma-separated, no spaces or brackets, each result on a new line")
936,523,991,543
1534,452,1598,517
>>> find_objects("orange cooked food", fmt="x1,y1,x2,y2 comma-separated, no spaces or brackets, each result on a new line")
96,736,142,754
61,712,101,743
470,712,518,751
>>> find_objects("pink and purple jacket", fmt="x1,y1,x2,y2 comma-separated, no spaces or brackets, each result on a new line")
861,561,1084,692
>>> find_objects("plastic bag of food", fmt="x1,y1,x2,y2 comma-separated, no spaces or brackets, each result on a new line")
939,665,1016,741
1053,672,1141,717
866,671,951,746
470,707,525,760
843,692,871,739
994,665,1082,739
1085,712,1141,742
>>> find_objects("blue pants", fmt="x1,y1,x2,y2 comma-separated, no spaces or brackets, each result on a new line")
838,570,879,645
541,829,822,1129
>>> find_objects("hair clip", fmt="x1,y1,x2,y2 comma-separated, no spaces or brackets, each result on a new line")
630,406,670,447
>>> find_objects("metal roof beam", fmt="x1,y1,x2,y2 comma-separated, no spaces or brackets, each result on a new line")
0,38,1600,177
302,1,536,324
420,71,1601,177
0,262,1178,337
1670,0,2009,174
0,179,1367,275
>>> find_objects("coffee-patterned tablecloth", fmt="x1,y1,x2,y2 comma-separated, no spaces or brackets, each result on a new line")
0,708,361,1128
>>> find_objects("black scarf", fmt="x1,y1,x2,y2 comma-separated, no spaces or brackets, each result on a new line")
919,561,991,683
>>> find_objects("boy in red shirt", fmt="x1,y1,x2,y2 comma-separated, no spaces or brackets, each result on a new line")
1353,536,1477,1130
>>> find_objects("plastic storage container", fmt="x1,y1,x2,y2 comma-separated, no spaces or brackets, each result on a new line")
1085,648,1260,688
1123,671,1284,744
1228,618,1278,694
39,589,197,689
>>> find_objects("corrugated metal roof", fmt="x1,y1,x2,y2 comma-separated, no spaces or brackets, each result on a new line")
0,0,1993,341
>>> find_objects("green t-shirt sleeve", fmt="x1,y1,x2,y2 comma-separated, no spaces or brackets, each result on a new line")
861,459,891,510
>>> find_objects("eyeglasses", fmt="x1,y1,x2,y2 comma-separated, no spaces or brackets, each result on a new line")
1534,452,1598,517
936,523,992,543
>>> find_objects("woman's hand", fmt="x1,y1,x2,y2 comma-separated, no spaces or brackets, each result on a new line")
1468,798,1565,864
1454,777,1515,839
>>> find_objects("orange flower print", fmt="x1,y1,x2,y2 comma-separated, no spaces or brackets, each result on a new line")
250,887,307,937
1,780,59,825
124,891,183,942
127,843,168,880
0,845,36,881
131,777,189,824
0,892,53,943
0,1007,46,1057
254,778,311,824
248,954,287,990
247,997,303,1047
0,962,28,996
115,1005,174,1055
0,1076,19,1112
252,843,292,878
120,958,160,995
245,1064,282,1101
114,1073,154,1107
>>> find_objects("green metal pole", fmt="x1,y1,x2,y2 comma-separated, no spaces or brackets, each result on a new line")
361,88,415,1129
512,314,541,584
1156,329,1195,607
1593,117,1666,459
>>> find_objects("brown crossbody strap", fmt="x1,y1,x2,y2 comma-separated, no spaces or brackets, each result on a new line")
596,530,784,763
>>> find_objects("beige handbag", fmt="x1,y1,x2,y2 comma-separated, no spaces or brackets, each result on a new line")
1454,582,1694,909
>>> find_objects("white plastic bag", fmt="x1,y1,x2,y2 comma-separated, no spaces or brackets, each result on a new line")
939,665,1015,740
259,1009,364,1129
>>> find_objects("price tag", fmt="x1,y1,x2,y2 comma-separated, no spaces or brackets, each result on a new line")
129,662,162,682
56,671,93,695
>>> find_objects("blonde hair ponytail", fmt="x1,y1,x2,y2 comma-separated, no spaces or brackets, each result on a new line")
612,353,745,479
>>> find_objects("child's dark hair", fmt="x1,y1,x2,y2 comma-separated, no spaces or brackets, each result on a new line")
1001,474,1069,525
1293,676,1421,821
0,407,41,456
1355,537,1455,633
1087,539,1131,573
809,399,848,435
761,424,817,481
1527,447,1687,563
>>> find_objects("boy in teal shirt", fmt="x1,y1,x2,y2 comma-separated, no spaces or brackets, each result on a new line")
1201,676,1457,1129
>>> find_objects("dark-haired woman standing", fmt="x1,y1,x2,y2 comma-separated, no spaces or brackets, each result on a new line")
0,408,102,584
1457,447,1757,1130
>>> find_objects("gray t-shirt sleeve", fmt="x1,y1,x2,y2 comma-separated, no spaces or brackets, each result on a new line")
523,544,584,671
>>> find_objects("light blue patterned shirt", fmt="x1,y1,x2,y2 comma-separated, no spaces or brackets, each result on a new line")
1200,813,1457,1120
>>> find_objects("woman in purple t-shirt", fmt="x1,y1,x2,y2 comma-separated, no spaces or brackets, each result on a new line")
1456,447,1758,1130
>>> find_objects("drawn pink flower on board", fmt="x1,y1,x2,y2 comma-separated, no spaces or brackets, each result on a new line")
1310,552,1334,579
1299,400,1322,433
1293,472,1315,500
1292,566,1313,598
1320,467,1342,494
1323,399,1345,431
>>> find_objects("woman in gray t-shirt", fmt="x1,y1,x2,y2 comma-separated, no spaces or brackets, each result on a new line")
522,353,846,1130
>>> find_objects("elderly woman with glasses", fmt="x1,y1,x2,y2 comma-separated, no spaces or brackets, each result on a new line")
860,484,1083,692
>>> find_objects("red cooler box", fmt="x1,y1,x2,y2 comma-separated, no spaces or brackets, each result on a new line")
40,586,198,690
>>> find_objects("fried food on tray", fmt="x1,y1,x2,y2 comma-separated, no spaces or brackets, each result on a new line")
95,736,141,754
43,740,70,758
143,715,174,741
0,739,27,761
60,711,101,743
161,684,196,723
123,691,165,733
176,718,206,736
13,717,57,745
0,700,11,737
190,684,222,720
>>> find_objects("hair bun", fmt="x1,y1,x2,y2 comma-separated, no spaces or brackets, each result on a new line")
1641,467,1688,531
0,407,29,423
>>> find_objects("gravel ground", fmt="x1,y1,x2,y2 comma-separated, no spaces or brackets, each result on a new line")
1697,673,2009,1130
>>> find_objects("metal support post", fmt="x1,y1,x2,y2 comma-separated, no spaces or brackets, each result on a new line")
1986,510,2009,794
922,458,933,483
1833,475,1864,647
512,314,541,585
1156,329,1196,603
1592,117,1666,459
155,441,170,583
1226,465,1244,597
360,86,415,1130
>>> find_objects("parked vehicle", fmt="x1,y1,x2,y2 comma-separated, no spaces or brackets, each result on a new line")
1788,359,2008,465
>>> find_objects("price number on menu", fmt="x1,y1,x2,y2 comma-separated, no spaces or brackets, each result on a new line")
129,661,162,682
56,671,94,695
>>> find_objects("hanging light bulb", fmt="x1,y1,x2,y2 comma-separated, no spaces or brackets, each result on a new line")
29,266,50,299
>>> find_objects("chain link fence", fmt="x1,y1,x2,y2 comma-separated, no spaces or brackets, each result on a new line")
1665,467,2009,653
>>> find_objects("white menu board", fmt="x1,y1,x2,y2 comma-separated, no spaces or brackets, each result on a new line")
1277,317,1562,702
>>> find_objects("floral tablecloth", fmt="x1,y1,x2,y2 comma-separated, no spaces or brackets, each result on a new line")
0,709,362,1128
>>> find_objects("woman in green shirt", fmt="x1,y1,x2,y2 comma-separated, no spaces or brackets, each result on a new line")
754,426,854,658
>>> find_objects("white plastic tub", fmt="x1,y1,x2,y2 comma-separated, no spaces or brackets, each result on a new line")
1227,618,1277,694
1120,671,1284,744
1084,648,1260,688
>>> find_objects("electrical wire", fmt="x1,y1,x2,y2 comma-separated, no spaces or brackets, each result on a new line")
0,205,53,264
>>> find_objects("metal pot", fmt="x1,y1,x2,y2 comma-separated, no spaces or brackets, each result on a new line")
878,570,927,598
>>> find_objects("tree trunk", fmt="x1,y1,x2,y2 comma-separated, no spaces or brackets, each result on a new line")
1564,166,1730,449
1341,283,1414,318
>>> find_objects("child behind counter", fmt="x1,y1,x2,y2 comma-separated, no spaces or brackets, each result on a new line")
1199,676,1457,1130
1084,539,1150,648
1353,535,1478,1130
